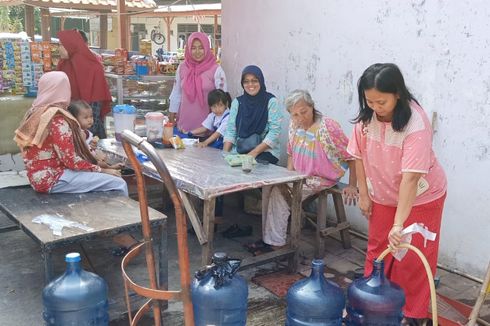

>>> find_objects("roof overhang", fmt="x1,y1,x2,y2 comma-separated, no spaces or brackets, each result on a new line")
0,0,156,12
134,3,220,17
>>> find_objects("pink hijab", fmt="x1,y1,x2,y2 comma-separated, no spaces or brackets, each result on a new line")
182,32,218,107
32,71,71,109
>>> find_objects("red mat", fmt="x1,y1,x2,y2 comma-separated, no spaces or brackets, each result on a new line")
252,271,304,298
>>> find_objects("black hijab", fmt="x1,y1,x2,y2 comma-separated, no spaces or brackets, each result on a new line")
236,65,275,138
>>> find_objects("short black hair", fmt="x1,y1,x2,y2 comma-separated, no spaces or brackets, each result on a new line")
353,63,416,131
208,89,232,108
78,29,88,43
68,100,91,118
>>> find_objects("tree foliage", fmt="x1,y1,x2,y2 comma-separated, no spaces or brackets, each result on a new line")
0,6,41,34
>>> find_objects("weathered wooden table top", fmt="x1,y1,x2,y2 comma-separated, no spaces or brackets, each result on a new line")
0,187,166,247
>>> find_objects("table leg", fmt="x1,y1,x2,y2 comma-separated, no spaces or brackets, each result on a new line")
42,247,53,284
288,180,303,273
315,190,328,258
158,220,168,312
201,198,216,265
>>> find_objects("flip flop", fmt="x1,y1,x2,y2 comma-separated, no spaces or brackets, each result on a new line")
251,244,274,256
243,239,267,253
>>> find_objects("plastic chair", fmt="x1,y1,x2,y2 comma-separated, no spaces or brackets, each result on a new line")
120,130,194,326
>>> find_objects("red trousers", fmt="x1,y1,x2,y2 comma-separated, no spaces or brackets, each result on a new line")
364,194,446,318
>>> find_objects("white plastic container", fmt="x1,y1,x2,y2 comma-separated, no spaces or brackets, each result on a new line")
145,112,164,142
113,105,137,141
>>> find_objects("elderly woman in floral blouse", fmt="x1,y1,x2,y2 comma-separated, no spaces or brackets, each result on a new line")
246,89,358,255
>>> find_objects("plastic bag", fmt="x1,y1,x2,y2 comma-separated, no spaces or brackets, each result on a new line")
32,214,94,236
392,223,437,261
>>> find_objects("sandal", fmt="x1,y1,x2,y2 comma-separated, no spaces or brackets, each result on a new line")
222,224,252,238
243,239,267,253
251,244,274,256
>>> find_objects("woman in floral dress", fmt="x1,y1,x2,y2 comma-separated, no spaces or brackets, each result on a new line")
14,71,127,195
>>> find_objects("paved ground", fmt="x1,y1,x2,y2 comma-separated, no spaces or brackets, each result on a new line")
0,192,488,325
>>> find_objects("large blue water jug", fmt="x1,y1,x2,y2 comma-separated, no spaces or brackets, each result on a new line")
42,252,109,325
191,252,248,326
286,259,345,326
345,260,405,325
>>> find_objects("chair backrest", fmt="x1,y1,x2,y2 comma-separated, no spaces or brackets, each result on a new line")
121,130,194,326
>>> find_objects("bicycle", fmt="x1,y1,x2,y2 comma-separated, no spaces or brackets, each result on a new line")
150,26,165,45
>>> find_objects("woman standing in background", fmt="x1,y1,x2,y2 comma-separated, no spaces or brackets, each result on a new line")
169,32,227,132
57,29,112,138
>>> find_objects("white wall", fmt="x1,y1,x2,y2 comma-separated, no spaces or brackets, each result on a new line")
221,0,490,277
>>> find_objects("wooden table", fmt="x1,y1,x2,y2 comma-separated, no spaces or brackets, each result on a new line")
0,187,167,283
99,139,306,271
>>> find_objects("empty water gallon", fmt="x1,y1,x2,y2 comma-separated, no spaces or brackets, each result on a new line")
286,259,345,326
42,252,109,325
345,260,405,325
191,252,248,326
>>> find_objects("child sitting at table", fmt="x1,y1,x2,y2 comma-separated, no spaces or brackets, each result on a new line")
187,89,232,149
68,100,99,150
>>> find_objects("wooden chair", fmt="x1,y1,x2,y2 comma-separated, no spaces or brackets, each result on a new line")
303,183,352,258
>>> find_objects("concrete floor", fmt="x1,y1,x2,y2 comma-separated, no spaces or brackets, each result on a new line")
0,193,488,325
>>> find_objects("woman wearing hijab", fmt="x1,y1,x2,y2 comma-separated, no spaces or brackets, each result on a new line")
223,65,283,164
14,71,127,195
169,32,227,132
57,29,112,138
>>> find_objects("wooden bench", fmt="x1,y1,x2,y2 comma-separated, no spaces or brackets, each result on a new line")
302,183,352,258
0,186,167,284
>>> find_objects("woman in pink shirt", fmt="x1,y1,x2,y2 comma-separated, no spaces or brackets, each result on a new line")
348,63,447,325
169,32,227,132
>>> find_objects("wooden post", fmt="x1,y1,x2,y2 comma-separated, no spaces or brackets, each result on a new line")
213,14,218,54
100,14,108,49
25,5,35,39
60,17,66,30
288,180,303,272
163,16,173,52
117,0,128,49
40,8,51,42
201,198,216,265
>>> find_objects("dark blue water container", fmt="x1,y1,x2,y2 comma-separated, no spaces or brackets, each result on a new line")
42,252,109,325
286,259,345,326
191,252,248,326
345,260,405,325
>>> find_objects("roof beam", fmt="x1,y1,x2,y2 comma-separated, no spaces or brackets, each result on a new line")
132,9,220,18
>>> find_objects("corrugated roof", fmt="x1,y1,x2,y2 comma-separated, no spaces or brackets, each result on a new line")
0,0,156,9
154,3,220,13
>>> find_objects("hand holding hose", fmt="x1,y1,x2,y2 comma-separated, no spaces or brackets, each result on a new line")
388,225,404,249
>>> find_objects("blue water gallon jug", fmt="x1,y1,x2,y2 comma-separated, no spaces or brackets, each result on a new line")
191,252,248,326
345,260,405,325
285,259,345,326
42,252,109,325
